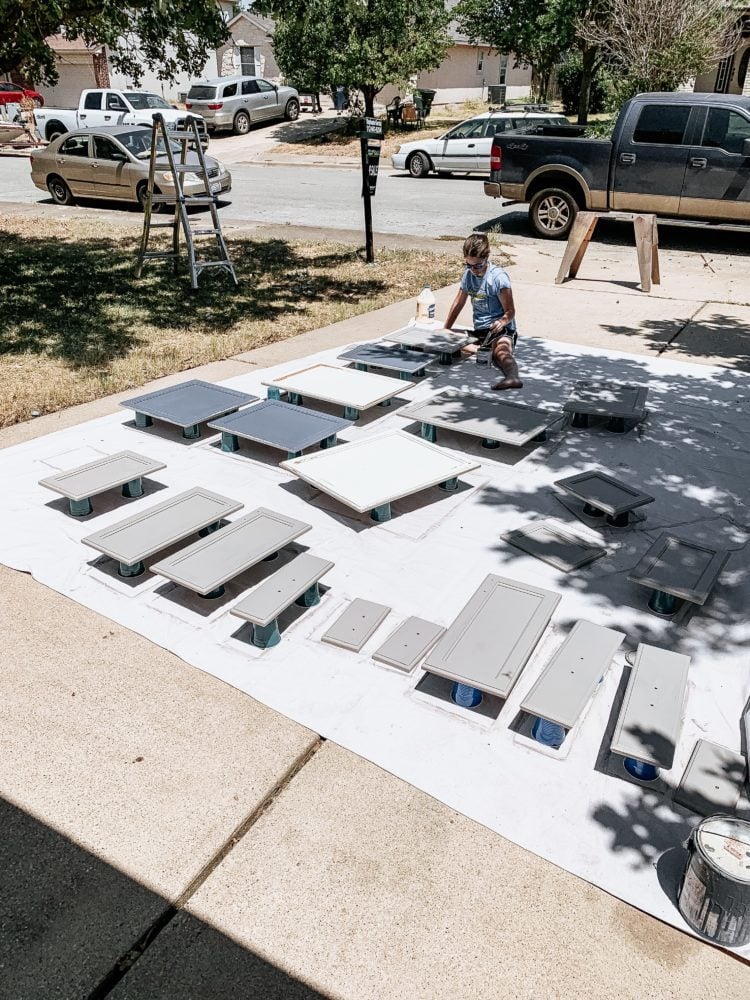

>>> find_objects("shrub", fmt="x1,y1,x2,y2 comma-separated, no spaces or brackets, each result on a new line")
557,54,611,117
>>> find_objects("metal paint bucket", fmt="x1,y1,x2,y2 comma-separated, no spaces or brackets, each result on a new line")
677,815,750,947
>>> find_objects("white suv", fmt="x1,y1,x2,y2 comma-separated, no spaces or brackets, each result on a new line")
391,109,569,177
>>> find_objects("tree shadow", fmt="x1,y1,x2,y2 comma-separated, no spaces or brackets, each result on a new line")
428,339,750,661
0,795,327,1000
0,231,388,370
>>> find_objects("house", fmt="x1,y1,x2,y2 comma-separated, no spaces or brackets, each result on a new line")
215,10,279,81
31,1,242,106
34,36,109,107
693,8,750,95
379,3,531,108
411,18,532,105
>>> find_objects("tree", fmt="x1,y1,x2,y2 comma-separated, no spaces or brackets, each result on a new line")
577,0,742,102
270,0,340,101
454,0,574,104
263,0,452,118
0,1,229,87
455,0,608,121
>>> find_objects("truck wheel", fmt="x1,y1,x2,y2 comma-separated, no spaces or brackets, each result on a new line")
407,152,431,178
47,175,74,206
529,188,578,239
46,121,67,142
284,99,300,121
233,111,251,135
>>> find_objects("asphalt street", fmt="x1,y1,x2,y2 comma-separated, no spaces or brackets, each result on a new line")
2,149,749,255
0,154,518,237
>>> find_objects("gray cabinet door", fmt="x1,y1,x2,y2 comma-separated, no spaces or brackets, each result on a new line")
423,574,560,698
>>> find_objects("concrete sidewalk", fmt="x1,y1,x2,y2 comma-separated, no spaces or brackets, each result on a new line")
2,246,749,999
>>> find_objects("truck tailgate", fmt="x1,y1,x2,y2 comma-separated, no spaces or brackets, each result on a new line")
497,135,613,204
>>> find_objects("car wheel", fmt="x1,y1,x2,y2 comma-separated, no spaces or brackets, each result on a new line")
284,99,300,122
529,187,578,240
137,182,165,214
233,111,251,136
46,175,74,206
408,152,431,178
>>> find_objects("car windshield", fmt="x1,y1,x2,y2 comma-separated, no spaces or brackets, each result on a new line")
117,129,182,158
124,92,171,110
187,85,217,101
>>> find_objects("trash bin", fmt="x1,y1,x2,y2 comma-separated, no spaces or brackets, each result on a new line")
417,89,436,117
487,85,507,106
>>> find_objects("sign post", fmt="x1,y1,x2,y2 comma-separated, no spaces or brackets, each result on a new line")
359,116,383,263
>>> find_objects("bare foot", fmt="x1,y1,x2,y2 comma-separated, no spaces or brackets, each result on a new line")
491,378,523,391
462,343,479,356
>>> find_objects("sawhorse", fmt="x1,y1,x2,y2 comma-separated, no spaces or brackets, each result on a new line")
555,211,660,292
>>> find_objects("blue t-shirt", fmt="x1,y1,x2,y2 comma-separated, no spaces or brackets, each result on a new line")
460,262,516,333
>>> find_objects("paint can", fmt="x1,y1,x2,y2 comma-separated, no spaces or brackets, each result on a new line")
677,815,750,947
475,346,490,368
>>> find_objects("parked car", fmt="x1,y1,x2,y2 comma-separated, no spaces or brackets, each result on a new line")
484,92,750,238
34,89,203,142
390,109,570,178
30,126,230,209
185,76,300,134
0,81,44,107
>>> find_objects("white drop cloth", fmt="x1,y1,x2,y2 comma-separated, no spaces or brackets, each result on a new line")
2,335,749,955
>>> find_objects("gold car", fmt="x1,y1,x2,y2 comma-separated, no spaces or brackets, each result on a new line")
30,126,231,209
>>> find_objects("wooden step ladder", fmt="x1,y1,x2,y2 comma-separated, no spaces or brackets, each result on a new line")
135,112,238,290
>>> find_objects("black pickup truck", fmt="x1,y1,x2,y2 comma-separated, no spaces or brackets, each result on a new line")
484,92,750,238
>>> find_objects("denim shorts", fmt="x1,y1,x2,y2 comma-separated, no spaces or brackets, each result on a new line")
474,327,518,348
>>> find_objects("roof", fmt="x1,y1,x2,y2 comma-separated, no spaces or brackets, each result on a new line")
45,34,104,54
64,125,152,136
225,11,275,34
633,91,750,109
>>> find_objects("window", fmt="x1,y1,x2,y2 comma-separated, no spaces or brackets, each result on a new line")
484,120,506,137
93,135,125,160
702,109,750,154
242,79,260,95
187,85,217,101
256,79,275,92
498,55,508,86
477,50,484,73
106,93,128,112
240,46,256,76
632,105,691,145
222,82,238,98
447,119,487,140
60,135,90,157
123,92,170,110
83,91,102,110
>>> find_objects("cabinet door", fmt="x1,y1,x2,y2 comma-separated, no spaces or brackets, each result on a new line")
611,103,693,214
680,107,750,222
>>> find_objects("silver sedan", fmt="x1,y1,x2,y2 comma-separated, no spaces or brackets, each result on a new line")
30,126,231,209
